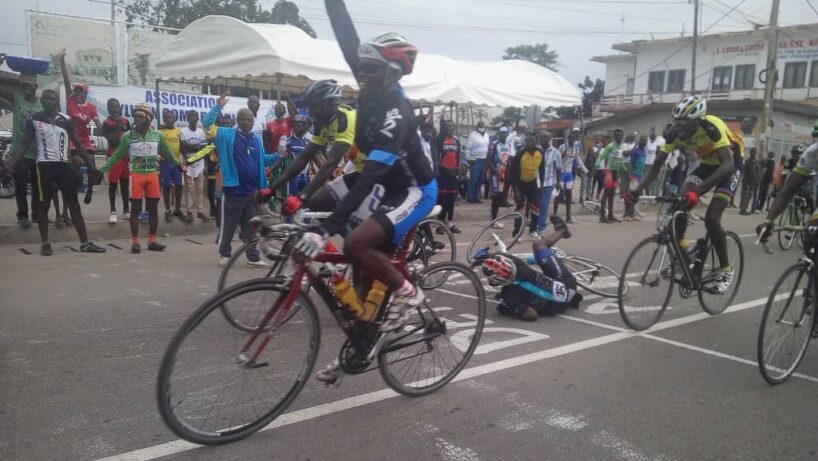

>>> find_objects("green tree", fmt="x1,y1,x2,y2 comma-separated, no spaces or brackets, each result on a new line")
491,106,524,126
502,43,559,72
120,0,316,37
579,76,605,118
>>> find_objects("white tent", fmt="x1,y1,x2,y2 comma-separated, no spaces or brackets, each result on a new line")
155,16,581,108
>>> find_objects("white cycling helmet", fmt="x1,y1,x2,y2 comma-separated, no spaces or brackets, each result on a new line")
672,95,707,120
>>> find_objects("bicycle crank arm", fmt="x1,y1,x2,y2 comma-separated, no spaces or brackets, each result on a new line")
367,334,390,363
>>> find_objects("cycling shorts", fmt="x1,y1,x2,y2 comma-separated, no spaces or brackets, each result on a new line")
324,171,386,226
36,162,81,204
371,179,437,246
561,172,574,189
130,171,161,200
685,164,741,201
603,170,619,190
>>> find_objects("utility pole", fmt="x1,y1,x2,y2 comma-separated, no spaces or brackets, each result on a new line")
111,0,116,24
757,0,781,156
691,0,699,93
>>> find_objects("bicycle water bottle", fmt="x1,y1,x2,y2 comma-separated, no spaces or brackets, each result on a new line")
330,270,365,318
361,280,388,323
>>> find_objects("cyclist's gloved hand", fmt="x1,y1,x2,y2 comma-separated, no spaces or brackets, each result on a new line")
685,191,699,208
284,195,304,214
255,188,272,203
295,227,327,260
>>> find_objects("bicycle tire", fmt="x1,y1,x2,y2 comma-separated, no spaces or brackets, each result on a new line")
417,218,457,264
564,255,626,298
218,235,293,332
378,262,486,396
157,278,320,445
757,262,814,385
582,199,602,215
778,208,796,251
697,231,744,315
618,236,675,331
466,212,526,264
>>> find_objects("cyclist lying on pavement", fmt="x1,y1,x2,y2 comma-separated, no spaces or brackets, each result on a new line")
477,215,582,321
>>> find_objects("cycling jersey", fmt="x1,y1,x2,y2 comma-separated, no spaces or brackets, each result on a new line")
101,129,179,174
794,142,818,176
22,112,79,163
660,114,743,166
310,105,363,171
596,141,626,173
323,0,436,241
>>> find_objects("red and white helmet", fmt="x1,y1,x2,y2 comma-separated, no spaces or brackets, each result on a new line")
358,32,418,77
481,254,517,287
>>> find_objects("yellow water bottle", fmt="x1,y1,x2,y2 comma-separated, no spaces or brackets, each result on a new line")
331,272,365,318
361,280,389,323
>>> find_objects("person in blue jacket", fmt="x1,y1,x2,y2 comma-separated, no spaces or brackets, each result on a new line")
202,92,279,267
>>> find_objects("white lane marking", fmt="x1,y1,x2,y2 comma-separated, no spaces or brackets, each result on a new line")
591,430,658,461
434,438,483,461
640,333,818,384
96,293,804,461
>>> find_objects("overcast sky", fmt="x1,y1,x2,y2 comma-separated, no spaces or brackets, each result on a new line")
1,0,815,86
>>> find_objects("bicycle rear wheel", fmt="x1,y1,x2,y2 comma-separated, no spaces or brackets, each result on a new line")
757,262,814,385
618,236,675,331
157,279,320,445
417,218,457,265
378,262,486,396
582,199,602,215
564,256,626,298
778,208,796,251
466,212,526,264
698,231,744,315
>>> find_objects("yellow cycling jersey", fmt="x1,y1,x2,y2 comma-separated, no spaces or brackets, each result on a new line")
310,104,365,172
660,114,744,166
519,149,543,183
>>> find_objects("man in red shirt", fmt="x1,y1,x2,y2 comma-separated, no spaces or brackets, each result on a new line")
102,98,131,223
263,91,298,195
58,49,102,220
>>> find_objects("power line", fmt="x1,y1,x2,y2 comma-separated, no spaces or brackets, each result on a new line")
807,0,818,16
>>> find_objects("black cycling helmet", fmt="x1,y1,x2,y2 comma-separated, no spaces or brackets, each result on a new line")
291,114,307,124
792,144,805,156
304,79,342,104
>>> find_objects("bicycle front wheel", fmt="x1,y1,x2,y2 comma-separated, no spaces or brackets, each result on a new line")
564,256,626,298
157,279,320,445
618,236,675,331
778,208,796,251
698,231,744,315
417,218,457,265
378,262,486,396
757,262,814,385
466,212,526,264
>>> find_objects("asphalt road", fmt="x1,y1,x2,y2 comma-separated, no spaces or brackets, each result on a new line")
2,202,818,461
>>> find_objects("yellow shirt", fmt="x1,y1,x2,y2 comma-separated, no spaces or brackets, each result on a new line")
309,105,363,171
660,115,743,166
519,149,543,183
159,127,182,162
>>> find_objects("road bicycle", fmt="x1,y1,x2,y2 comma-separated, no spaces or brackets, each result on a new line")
617,196,745,330
776,193,810,251
217,198,454,330
468,215,626,298
157,207,485,445
757,224,818,385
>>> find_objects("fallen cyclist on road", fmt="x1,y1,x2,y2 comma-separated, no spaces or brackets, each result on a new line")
476,215,582,321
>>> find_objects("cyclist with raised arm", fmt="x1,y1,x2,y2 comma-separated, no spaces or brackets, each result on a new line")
635,96,743,294
757,126,818,248
296,0,437,382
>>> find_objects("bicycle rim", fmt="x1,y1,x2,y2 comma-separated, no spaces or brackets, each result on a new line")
582,200,601,215
564,256,625,298
698,231,744,315
778,210,795,251
618,237,674,331
757,263,814,385
418,218,457,265
157,279,320,445
378,262,486,396
466,212,526,264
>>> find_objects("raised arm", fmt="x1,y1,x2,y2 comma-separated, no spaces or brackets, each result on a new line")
324,0,361,73
57,49,72,101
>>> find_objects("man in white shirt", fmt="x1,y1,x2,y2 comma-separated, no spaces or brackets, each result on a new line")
466,121,490,203
645,130,665,196
180,111,210,222
247,95,266,136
